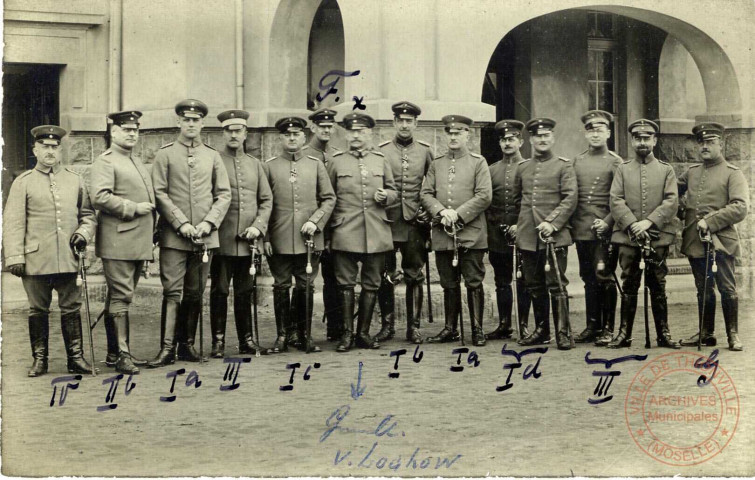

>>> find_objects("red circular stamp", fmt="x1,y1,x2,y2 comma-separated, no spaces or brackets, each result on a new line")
624,351,739,466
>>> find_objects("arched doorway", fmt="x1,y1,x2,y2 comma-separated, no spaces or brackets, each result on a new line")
307,0,345,110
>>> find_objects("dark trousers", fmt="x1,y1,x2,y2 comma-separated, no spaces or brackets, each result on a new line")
520,247,569,296
618,245,668,296
210,255,253,299
689,251,737,298
333,251,386,291
159,247,213,302
268,253,321,289
575,240,618,288
384,225,427,284
22,273,81,316
435,249,486,288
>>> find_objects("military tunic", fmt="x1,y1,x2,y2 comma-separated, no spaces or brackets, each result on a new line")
610,153,680,295
264,151,335,288
421,147,492,289
210,146,272,300
678,156,749,297
3,164,97,315
152,138,232,301
487,153,525,288
90,143,156,312
304,139,340,167
327,148,397,290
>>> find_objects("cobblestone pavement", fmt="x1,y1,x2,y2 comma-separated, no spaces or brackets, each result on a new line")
1,300,753,477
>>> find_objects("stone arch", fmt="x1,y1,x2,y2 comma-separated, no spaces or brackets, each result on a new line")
658,35,706,132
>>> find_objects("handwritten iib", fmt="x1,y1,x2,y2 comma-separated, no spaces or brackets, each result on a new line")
322,404,462,472
584,351,647,405
316,69,365,110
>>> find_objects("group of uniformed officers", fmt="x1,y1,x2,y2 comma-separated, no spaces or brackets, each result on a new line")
3,98,748,378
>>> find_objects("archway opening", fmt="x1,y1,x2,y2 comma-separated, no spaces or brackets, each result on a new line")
307,0,345,110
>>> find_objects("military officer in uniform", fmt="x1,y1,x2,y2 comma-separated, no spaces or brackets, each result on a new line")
513,118,577,350
150,99,232,366
327,112,398,352
375,101,434,345
571,110,623,346
209,109,272,358
90,111,154,374
305,108,342,342
608,119,681,349
421,115,492,347
485,119,532,341
678,122,748,351
263,116,336,353
3,125,97,376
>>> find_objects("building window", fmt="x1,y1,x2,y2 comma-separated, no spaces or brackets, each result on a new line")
587,12,617,149
588,12,614,38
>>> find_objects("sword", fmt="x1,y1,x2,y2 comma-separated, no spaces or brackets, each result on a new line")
444,222,465,345
75,247,97,376
631,232,654,349
191,237,209,363
697,230,714,352
304,233,314,354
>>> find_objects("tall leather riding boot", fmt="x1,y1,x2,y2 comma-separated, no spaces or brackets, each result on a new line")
112,312,139,374
721,294,743,351
28,314,49,377
270,288,290,354
287,289,304,349
575,285,601,343
608,294,636,348
295,287,321,353
374,279,396,342
234,295,262,355
468,286,486,346
336,288,355,352
61,311,94,374
209,294,227,358
594,283,617,346
552,294,573,350
518,290,550,345
427,288,460,343
487,286,513,340
681,290,717,347
355,290,380,349
651,294,681,349
517,282,531,340
149,299,179,367
104,312,118,367
405,282,423,344
177,299,202,361
324,281,342,341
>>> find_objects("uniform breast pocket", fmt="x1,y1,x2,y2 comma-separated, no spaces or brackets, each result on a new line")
117,219,140,232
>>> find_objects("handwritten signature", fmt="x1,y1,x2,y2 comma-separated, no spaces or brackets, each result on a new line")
320,404,404,443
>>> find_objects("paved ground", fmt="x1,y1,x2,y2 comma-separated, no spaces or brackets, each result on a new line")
1,294,753,477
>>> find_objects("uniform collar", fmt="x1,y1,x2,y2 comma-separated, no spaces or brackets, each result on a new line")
280,150,304,162
447,146,468,159
394,136,413,148
703,155,724,168
635,153,656,165
308,138,328,153
110,143,133,157
587,145,608,156
503,151,523,164
533,151,554,162
177,135,201,149
349,148,367,158
34,162,62,175
222,145,244,158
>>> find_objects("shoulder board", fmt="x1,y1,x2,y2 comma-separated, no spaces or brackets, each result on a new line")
203,143,217,151
726,163,740,170
64,168,81,176
16,170,34,180
265,156,278,163
329,146,341,153
159,142,174,149
378,140,391,147
302,145,310,151
517,158,530,165
102,149,113,156
688,164,701,169
307,155,320,162
558,156,570,162
608,151,622,159
434,154,445,160
333,151,345,157
470,152,482,159
657,159,670,166
417,140,431,147
245,153,260,161
371,151,385,157
576,149,588,158
622,159,632,164
489,160,502,167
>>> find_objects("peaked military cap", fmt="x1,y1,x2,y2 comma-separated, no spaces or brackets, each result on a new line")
108,111,142,129
175,99,208,118
581,110,613,129
442,115,473,132
495,119,525,138
275,116,307,133
308,108,337,126
217,110,250,130
526,117,557,135
341,112,376,130
628,119,659,137
692,122,725,141
392,101,422,118
31,125,67,146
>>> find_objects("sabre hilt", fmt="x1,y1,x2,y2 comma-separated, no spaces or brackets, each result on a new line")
191,237,209,263
304,233,314,274
249,244,258,276
699,230,717,273
75,247,87,286
538,231,555,271
443,222,463,267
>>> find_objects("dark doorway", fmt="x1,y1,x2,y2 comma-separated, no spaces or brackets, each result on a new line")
2,63,62,205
